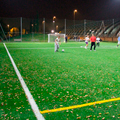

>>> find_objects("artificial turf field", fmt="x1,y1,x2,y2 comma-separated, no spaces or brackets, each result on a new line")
0,42,120,120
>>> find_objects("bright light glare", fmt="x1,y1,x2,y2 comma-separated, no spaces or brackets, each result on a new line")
74,9,77,13
51,30,54,33
53,16,56,19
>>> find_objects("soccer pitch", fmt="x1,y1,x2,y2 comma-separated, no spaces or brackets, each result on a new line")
0,42,120,120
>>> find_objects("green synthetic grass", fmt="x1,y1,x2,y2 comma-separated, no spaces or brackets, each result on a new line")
0,44,36,120
0,42,120,120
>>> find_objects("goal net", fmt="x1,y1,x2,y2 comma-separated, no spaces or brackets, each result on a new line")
48,33,65,43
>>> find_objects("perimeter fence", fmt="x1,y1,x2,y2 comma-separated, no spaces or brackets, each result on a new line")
0,17,120,42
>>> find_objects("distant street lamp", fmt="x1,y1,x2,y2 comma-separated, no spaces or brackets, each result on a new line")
53,16,56,33
74,9,77,37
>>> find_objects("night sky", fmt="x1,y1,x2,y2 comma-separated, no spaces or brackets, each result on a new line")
0,0,120,20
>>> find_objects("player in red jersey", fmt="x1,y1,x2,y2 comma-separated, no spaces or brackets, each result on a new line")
90,34,96,51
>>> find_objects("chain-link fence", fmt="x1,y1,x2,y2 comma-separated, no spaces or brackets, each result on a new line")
0,17,120,42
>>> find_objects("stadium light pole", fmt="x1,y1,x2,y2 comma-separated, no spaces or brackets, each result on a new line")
7,24,9,31
53,16,56,33
56,25,58,32
20,17,22,42
31,24,34,40
7,24,10,41
65,19,66,35
42,18,45,42
74,9,77,38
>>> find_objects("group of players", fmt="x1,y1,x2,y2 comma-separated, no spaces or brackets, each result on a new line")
54,33,120,52
84,34,100,51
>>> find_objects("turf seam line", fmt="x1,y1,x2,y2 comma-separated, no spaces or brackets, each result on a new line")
3,43,45,120
40,97,120,114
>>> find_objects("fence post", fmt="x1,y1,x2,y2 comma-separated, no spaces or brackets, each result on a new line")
84,19,86,37
65,19,66,35
21,17,22,41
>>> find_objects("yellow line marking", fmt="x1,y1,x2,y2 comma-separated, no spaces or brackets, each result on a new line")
40,97,120,114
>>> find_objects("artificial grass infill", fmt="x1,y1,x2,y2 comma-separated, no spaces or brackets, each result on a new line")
0,43,36,120
0,42,120,120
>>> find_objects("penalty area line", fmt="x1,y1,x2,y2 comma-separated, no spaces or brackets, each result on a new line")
3,43,45,120
40,97,120,114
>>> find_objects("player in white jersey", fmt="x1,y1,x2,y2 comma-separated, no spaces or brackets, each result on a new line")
85,35,89,49
96,36,100,47
117,32,120,48
55,36,61,52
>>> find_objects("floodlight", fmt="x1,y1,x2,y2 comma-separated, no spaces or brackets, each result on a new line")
74,9,77,13
51,30,54,33
53,16,56,19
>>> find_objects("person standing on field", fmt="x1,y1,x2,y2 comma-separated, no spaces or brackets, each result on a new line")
55,36,61,52
78,36,80,42
96,36,100,47
65,35,68,43
85,35,90,49
90,34,96,51
117,33,120,48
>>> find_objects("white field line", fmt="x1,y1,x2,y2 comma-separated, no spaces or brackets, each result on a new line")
9,47,80,49
9,47,53,49
8,46,119,50
3,43,45,120
81,46,119,48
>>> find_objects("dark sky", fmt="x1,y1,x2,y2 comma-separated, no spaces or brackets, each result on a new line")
0,0,120,20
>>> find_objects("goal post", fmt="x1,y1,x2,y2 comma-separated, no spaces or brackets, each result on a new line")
48,33,65,43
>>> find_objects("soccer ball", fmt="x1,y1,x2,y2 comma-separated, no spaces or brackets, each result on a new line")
62,49,64,52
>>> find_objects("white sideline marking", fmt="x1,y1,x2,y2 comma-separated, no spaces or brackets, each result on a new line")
3,43,45,120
